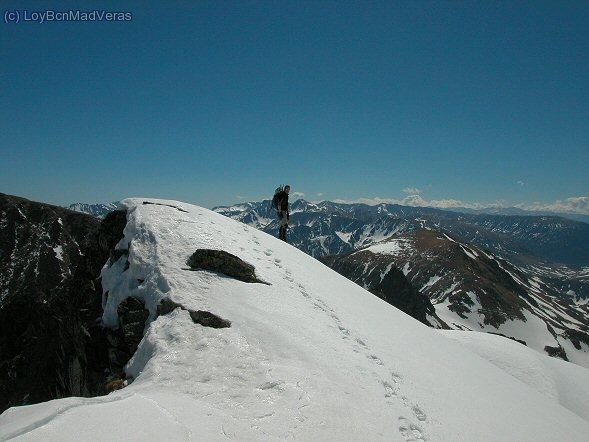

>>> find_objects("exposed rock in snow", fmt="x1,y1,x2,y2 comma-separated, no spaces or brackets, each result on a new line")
186,249,266,284
157,297,231,329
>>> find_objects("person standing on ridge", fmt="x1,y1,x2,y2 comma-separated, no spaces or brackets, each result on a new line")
276,185,290,241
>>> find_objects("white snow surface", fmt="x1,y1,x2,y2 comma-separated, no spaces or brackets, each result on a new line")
440,330,589,422
53,245,64,261
2,198,589,441
362,238,411,256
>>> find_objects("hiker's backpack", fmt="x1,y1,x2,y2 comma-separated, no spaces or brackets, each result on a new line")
271,185,284,211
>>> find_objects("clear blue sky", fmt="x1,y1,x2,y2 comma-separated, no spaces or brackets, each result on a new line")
1,1,588,211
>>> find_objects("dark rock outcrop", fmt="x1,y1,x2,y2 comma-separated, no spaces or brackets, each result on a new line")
0,193,127,413
563,329,589,351
544,345,569,361
186,249,266,284
188,310,231,328
103,297,150,375
156,298,185,316
142,201,188,213
157,298,231,328
117,297,150,354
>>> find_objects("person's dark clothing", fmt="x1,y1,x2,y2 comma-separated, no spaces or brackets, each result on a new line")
276,190,289,241
276,190,289,216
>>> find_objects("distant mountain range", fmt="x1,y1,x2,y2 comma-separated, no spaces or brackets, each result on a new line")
68,202,118,218
214,200,589,267
67,200,589,224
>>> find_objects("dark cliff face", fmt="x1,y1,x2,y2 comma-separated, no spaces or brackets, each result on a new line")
0,193,126,413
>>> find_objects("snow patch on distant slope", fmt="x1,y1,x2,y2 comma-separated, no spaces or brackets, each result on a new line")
53,245,63,261
460,244,479,260
335,231,352,244
421,275,442,292
365,238,411,256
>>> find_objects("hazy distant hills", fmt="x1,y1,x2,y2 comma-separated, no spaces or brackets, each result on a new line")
446,206,589,224
68,200,589,224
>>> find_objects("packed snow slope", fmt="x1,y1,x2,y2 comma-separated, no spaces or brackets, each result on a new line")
2,199,589,441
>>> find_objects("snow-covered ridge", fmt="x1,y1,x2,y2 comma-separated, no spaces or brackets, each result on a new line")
2,199,589,441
